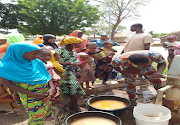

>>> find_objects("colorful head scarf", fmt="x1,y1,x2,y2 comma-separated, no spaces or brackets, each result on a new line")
0,43,51,85
33,36,44,45
69,30,83,38
69,30,89,52
59,37,82,46
43,34,58,49
49,50,65,73
6,33,24,43
77,52,88,64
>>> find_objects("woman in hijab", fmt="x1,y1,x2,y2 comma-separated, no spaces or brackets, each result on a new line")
55,37,87,112
0,33,25,116
69,30,89,52
43,34,58,49
0,43,54,124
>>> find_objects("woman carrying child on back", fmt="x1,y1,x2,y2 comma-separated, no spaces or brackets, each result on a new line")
86,42,113,86
77,52,96,89
0,43,54,125
55,37,86,112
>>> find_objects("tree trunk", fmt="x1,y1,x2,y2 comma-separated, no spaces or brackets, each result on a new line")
111,19,121,41
111,10,122,41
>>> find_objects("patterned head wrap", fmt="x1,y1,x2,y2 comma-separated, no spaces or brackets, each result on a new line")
59,37,82,46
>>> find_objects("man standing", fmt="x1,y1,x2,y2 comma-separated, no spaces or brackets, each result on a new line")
121,23,154,53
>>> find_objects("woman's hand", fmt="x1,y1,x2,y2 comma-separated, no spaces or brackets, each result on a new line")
76,73,81,79
71,62,81,67
63,75,68,79
150,72,163,78
46,88,55,98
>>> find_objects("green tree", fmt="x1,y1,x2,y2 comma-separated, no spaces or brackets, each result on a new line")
101,0,150,40
14,0,100,35
148,31,168,37
0,2,22,33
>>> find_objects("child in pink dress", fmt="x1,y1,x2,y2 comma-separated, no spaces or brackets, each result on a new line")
38,48,61,102
77,52,96,89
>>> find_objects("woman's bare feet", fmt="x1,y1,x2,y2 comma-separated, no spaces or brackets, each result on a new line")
88,85,94,89
71,105,88,112
86,85,94,89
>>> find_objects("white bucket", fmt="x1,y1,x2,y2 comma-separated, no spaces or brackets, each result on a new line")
133,104,171,125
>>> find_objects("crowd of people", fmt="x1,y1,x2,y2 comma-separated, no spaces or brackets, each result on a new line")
0,23,180,125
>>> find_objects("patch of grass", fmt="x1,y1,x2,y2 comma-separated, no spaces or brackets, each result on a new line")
152,61,168,76
94,78,102,84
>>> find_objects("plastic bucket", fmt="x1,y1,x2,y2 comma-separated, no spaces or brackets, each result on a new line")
133,104,171,125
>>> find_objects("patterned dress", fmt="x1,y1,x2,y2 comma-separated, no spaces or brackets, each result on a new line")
87,49,113,81
55,48,85,95
78,63,96,83
112,50,165,101
16,82,52,125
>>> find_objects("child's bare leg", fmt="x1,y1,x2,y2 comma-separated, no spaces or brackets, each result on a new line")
80,82,85,89
102,81,109,86
91,81,94,86
86,81,94,89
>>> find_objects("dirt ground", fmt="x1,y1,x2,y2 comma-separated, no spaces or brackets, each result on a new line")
57,85,157,125
1,84,179,125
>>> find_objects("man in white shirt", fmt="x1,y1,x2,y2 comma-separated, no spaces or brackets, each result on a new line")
121,23,154,53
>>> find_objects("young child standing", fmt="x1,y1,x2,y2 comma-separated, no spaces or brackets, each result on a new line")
77,52,96,89
0,43,54,125
163,35,177,68
50,50,66,100
38,48,61,102
102,41,117,56
86,42,113,86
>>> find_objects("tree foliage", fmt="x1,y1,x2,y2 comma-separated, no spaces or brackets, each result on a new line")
0,2,22,32
14,0,100,35
148,31,168,37
101,0,150,40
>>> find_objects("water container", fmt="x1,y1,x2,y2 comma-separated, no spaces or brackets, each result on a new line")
133,104,171,125
168,55,180,79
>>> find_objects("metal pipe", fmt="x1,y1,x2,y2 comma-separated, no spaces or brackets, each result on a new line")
108,1,111,40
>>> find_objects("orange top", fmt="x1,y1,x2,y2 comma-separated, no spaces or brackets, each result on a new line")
32,36,44,45
0,43,10,53
69,30,89,52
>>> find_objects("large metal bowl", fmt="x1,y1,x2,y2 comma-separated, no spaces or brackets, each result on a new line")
87,95,131,116
65,111,122,125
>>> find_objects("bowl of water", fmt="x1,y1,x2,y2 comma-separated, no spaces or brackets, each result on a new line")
65,111,122,125
87,95,131,115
